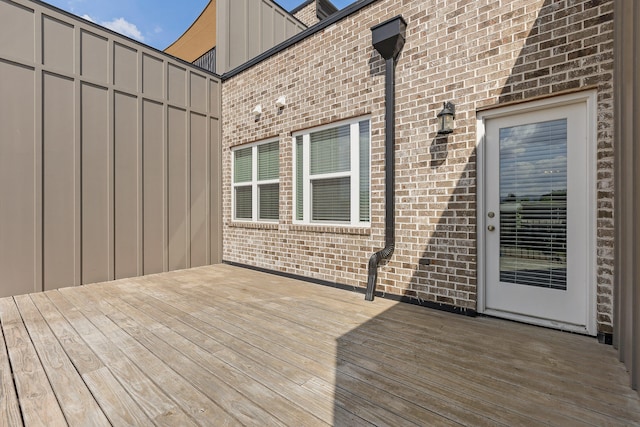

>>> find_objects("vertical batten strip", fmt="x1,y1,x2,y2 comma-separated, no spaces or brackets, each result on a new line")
74,21,82,287
137,48,144,277
107,36,116,281
34,6,44,293
632,1,640,392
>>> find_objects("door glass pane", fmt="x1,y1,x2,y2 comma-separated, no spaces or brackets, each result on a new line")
312,177,350,222
499,119,567,290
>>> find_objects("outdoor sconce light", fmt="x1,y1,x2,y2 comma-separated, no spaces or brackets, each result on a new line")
275,96,286,109
252,104,262,118
437,101,455,134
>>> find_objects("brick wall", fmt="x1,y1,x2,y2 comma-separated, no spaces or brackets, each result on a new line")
292,1,319,27
222,0,614,333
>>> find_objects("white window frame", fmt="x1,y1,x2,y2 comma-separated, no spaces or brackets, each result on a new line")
231,140,279,223
293,117,371,227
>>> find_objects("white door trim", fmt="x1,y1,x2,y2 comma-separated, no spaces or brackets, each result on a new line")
476,91,598,335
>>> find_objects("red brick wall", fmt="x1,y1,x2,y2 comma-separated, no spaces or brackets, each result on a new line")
222,0,614,332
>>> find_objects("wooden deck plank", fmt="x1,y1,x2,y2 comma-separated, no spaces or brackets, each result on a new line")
290,289,636,404
125,274,521,426
45,290,199,427
117,288,318,384
159,281,556,426
111,280,330,379
241,291,633,426
91,284,332,425
57,286,241,426
116,275,446,426
155,270,637,426
0,302,23,427
226,306,548,427
190,274,634,419
82,366,157,426
159,280,500,425
113,284,376,426
358,315,640,412
0,297,67,427
28,292,105,375
65,285,276,427
98,285,338,425
368,301,629,380
338,342,581,426
13,294,111,426
28,292,153,426
117,276,339,380
1,265,638,427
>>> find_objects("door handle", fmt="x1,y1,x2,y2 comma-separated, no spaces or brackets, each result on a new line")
487,225,495,231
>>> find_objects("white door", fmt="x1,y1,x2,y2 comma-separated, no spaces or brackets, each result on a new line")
480,95,595,334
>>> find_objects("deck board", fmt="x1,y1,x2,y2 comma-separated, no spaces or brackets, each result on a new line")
29,292,153,426
1,265,638,426
13,294,111,426
58,286,238,427
0,297,67,427
0,300,23,427
45,290,199,427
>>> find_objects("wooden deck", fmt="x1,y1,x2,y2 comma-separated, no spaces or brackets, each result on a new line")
0,265,638,426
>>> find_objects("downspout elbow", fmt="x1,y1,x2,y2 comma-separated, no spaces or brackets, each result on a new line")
365,243,395,301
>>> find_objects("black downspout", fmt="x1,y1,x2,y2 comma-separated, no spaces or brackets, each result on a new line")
365,16,406,301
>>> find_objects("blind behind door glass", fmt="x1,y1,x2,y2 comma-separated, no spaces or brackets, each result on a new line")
499,119,567,290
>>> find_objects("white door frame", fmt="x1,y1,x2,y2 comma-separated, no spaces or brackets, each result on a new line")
476,91,598,335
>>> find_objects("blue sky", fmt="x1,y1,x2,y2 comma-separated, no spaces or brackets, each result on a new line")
42,0,357,50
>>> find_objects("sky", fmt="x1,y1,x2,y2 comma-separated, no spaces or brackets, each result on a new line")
42,0,357,51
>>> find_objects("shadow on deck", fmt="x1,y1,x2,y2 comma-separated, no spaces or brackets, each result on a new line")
0,265,637,426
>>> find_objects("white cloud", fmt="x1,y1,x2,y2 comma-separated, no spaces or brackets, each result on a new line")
101,17,145,42
78,14,144,42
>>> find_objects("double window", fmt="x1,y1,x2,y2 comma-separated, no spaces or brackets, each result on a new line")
294,118,370,226
232,140,279,222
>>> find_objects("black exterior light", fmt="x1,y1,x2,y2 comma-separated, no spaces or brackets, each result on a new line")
437,101,455,134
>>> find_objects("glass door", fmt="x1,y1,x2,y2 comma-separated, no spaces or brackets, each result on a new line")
482,99,592,333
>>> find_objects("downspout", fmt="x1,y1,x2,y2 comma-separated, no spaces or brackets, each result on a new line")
365,16,406,301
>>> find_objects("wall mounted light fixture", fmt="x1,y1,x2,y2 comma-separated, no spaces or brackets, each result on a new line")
275,96,286,109
252,104,262,118
437,101,455,134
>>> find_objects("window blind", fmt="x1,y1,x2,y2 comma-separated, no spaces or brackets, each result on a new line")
499,119,567,290
258,141,279,181
234,147,252,183
259,183,279,220
312,177,350,222
234,186,252,219
296,136,303,221
310,124,350,175
359,120,370,222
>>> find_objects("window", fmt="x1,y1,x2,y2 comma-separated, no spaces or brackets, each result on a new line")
232,140,279,221
294,118,370,226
